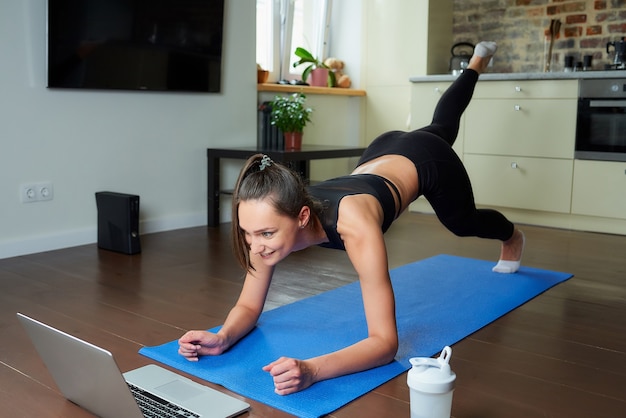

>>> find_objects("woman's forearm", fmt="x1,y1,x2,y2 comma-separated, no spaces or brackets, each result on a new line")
308,334,398,383
216,304,262,349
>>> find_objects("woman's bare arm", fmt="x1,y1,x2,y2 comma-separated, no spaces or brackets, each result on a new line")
263,195,398,394
179,255,274,358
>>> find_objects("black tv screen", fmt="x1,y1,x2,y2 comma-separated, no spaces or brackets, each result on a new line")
47,0,225,93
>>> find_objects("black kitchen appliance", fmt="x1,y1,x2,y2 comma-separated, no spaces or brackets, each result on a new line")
606,37,626,69
576,79,626,162
449,42,474,75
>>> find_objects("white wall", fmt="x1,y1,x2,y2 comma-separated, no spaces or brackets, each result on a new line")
329,0,363,90
0,0,446,259
362,0,452,142
0,0,257,259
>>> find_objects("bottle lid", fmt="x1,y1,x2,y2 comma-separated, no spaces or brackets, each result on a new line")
407,346,456,394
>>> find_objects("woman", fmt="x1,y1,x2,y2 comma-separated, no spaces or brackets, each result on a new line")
179,42,525,395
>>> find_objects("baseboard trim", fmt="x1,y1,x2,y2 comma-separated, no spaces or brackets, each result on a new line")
0,212,206,260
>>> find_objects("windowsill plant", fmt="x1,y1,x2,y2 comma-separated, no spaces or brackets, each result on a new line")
293,47,336,87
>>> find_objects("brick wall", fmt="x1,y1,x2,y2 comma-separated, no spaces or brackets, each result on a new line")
453,0,626,73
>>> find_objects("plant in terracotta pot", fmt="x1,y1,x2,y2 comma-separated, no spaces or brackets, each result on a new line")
257,63,269,84
293,47,336,87
269,93,313,150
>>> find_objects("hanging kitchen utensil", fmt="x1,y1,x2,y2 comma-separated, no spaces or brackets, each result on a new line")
544,19,561,72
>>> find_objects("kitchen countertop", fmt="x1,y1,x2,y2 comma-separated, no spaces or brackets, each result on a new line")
409,70,626,82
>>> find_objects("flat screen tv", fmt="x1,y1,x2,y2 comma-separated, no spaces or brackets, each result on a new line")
47,0,225,93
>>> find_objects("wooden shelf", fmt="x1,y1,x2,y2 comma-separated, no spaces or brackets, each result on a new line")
257,83,366,97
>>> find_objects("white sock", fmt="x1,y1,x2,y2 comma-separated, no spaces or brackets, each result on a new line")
474,41,498,58
492,231,525,274
492,260,521,274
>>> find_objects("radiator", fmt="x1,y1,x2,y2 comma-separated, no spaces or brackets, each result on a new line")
258,102,283,149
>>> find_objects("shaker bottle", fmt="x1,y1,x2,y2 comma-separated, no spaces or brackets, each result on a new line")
407,346,456,418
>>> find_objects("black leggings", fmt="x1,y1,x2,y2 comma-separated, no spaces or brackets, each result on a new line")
358,70,514,241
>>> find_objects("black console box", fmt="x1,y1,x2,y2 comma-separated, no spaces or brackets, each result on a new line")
95,191,141,254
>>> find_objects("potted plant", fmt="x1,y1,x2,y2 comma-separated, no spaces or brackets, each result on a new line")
269,93,313,150
293,47,336,87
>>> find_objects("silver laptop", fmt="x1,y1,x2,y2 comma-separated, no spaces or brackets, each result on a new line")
17,313,250,418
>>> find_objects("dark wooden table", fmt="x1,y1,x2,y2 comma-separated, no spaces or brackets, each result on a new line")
207,145,366,226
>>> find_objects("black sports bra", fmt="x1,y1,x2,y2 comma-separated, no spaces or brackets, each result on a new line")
307,174,402,250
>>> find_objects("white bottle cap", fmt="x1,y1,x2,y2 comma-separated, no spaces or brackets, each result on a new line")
407,346,456,394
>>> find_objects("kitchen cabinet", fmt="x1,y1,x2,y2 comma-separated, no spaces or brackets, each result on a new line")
463,155,573,213
464,99,576,158
465,80,577,158
463,79,578,213
572,159,626,220
410,75,626,235
470,79,578,99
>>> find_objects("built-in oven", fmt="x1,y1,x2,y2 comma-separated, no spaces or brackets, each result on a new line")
576,78,626,162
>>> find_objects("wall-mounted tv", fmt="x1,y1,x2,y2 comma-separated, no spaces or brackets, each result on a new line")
47,0,225,93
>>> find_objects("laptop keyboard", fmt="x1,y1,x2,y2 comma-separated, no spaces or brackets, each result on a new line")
128,383,200,418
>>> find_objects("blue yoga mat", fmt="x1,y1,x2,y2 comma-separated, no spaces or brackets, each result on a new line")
140,254,572,417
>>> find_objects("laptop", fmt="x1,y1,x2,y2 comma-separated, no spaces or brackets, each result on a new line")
17,313,250,418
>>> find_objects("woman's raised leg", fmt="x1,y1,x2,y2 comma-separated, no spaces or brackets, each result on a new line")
419,41,498,146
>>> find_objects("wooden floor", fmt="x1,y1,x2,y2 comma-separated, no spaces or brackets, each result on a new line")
1,212,625,418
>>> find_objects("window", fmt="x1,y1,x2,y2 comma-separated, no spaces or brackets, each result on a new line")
256,0,332,82
256,0,279,78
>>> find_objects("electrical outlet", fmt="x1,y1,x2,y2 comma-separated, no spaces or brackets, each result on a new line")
20,182,54,203
21,185,37,203
38,182,54,201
